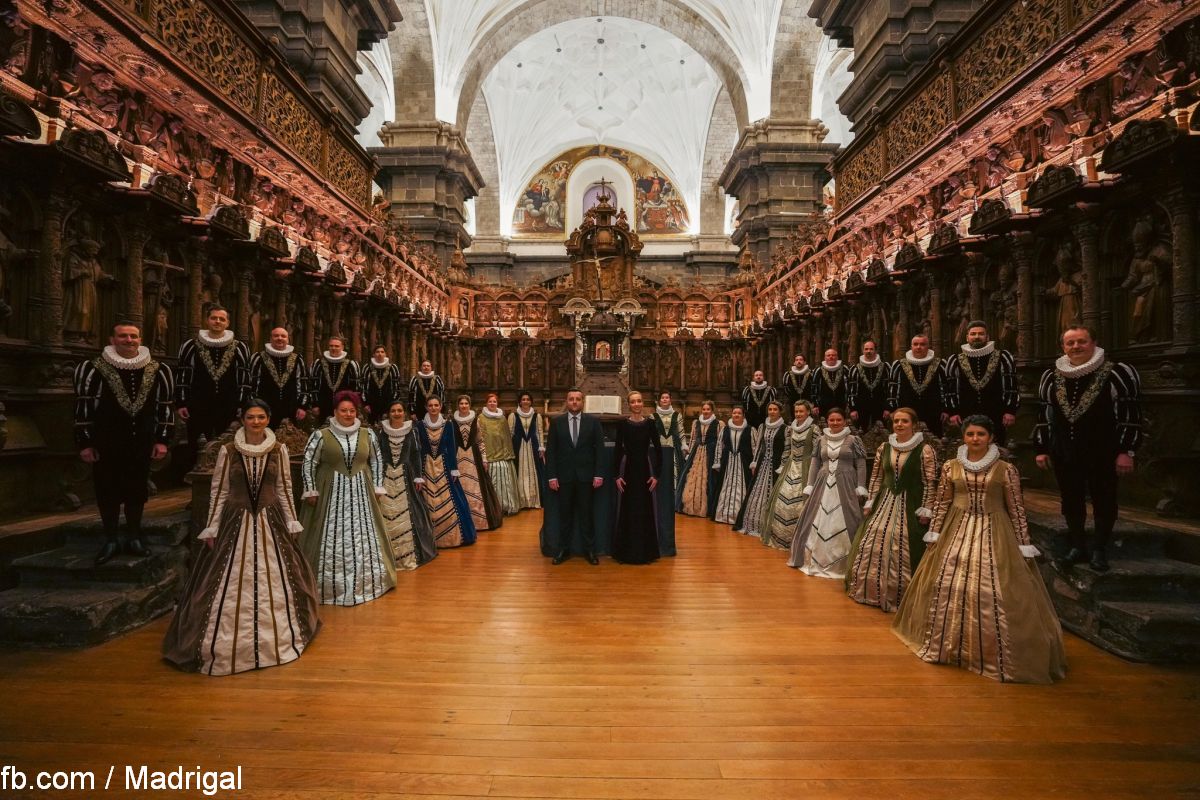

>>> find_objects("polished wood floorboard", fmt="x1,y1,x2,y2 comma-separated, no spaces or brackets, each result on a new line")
1,510,1198,799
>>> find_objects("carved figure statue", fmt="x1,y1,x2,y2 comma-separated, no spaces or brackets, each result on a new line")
992,262,1018,352
950,276,971,344
1047,239,1082,336
63,238,112,342
1122,215,1172,344
0,204,29,326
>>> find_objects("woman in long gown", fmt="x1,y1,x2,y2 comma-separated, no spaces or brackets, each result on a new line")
845,407,936,610
736,400,787,536
893,415,1067,684
761,400,818,550
376,401,438,570
675,400,722,517
478,393,520,515
415,396,476,548
711,406,753,525
509,391,544,510
651,390,683,557
788,408,867,579
612,391,663,564
299,392,396,606
452,395,503,531
163,399,320,675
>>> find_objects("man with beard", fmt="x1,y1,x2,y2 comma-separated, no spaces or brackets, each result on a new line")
946,320,1018,446
888,334,948,436
780,354,813,409
740,369,776,431
309,336,359,423
175,306,249,447
248,327,309,429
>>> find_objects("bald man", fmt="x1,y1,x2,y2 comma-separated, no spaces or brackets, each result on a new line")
248,327,310,428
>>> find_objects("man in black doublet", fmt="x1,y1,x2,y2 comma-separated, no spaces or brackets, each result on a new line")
946,321,1019,446
360,344,403,423
779,355,813,409
1034,326,1142,572
74,322,174,564
888,334,948,436
309,335,360,423
809,348,849,419
740,370,776,431
175,306,249,446
408,359,446,417
848,339,889,433
248,327,309,429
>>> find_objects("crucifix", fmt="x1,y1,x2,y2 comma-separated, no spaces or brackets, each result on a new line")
596,176,612,201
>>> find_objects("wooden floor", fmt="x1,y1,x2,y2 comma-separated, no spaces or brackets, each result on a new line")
1,511,1198,799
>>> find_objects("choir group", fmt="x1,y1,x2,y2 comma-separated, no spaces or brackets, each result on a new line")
74,307,1141,686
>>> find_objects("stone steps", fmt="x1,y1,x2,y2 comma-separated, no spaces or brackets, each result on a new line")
0,512,191,648
1028,510,1200,663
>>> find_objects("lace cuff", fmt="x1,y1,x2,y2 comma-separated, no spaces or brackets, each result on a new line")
802,485,814,496
1019,544,1041,559
286,521,304,534
373,486,387,496
197,526,218,541
301,490,318,499
863,501,873,513
855,486,868,498
923,530,940,544
451,469,461,477
916,507,933,518
413,477,425,484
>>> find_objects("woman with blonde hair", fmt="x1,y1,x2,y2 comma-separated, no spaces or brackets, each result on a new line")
761,399,818,550
611,391,663,564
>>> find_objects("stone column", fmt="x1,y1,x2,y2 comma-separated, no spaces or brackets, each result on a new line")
1010,233,1036,369
274,281,291,332
349,302,364,361
1166,187,1196,346
719,120,839,269
372,122,484,267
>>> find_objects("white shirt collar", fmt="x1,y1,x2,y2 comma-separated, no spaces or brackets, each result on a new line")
423,413,446,429
329,418,361,435
962,341,996,357
822,427,851,441
905,349,936,365
481,407,505,419
888,431,925,452
821,360,843,371
235,426,276,456
102,345,151,369
371,356,391,368
958,443,1001,472
749,380,768,389
381,419,412,438
1056,347,1106,378
323,350,348,363
790,365,809,375
198,329,234,347
265,342,294,357
453,409,476,423
858,355,881,367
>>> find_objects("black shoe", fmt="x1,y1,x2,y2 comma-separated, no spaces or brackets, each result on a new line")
125,538,151,558
1055,546,1088,572
552,551,570,565
585,552,599,565
1089,549,1110,573
95,540,120,566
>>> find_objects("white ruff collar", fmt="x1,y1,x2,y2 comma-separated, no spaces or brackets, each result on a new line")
962,341,996,356
749,380,768,389
235,426,276,456
906,349,936,365
516,407,536,419
416,369,436,378
698,413,716,424
656,405,675,414
1056,347,1106,378
727,420,747,431
198,329,234,347
792,417,814,433
329,418,361,435
889,432,925,452
958,443,1000,472
265,343,294,357
381,419,412,438
371,356,391,368
323,350,348,363
822,360,843,371
102,345,151,369
481,407,505,419
791,365,809,375
453,410,476,423
423,413,446,429
763,417,786,430
858,355,881,367
822,427,851,441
